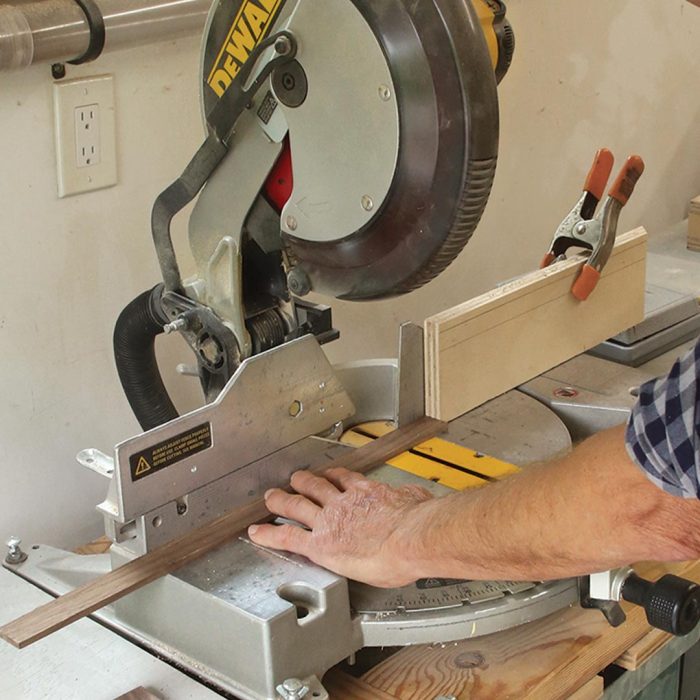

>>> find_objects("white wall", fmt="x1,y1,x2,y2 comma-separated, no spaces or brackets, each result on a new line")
0,35,205,549
1,0,700,550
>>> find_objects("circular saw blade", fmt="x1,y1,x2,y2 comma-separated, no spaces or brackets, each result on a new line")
282,0,500,300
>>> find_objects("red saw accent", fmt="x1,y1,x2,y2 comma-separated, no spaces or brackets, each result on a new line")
264,138,293,212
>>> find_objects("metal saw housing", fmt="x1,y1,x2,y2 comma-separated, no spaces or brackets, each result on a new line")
197,0,508,302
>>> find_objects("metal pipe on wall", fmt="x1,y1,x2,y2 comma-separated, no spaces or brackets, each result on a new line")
0,0,211,71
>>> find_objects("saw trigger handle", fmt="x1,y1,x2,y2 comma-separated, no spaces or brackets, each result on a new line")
622,573,700,636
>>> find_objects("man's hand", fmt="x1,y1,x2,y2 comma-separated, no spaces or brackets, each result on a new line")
249,426,700,586
248,468,433,588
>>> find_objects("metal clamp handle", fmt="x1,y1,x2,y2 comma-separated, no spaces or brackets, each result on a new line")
608,155,645,207
68,0,105,65
583,148,615,202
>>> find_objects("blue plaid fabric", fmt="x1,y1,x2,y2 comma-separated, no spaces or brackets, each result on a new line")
626,339,700,499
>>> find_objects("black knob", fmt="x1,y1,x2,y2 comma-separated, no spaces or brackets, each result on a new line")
621,573,700,636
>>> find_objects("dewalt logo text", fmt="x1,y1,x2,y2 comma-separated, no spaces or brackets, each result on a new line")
207,0,284,98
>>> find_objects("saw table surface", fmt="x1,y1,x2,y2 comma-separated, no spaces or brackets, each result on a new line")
16,542,699,700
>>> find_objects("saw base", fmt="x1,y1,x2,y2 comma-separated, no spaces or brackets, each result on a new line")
5,386,576,700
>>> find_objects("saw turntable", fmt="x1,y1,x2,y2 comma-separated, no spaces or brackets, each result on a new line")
4,1,699,699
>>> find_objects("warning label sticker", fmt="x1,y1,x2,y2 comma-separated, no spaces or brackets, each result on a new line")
257,91,278,124
129,423,213,482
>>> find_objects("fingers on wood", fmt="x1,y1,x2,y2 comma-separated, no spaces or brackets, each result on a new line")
248,523,311,555
290,470,341,505
323,466,367,490
264,489,320,527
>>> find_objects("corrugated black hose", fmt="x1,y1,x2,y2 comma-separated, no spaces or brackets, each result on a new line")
113,285,179,431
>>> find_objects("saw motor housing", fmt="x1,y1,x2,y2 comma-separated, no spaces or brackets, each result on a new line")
115,0,514,429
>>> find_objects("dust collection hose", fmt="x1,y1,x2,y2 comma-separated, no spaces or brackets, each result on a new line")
113,285,179,431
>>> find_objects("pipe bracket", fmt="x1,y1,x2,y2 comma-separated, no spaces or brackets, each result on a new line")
68,0,105,64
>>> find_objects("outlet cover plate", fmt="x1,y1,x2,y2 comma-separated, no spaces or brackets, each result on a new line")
53,75,117,197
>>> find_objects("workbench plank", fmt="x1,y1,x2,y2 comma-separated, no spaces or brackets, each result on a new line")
323,670,400,700
567,676,604,700
0,417,446,650
425,228,647,420
614,627,671,671
529,560,700,700
74,537,112,555
361,603,608,700
360,560,700,700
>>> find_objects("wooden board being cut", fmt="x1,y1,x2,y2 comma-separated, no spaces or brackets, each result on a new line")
689,196,700,252
425,228,647,421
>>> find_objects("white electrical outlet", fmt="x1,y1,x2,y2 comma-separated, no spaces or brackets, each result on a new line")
74,104,100,168
53,75,117,197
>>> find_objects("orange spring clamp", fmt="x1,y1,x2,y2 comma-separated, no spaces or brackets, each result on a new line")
541,148,645,301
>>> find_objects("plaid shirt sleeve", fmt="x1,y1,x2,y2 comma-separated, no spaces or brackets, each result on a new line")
625,338,700,499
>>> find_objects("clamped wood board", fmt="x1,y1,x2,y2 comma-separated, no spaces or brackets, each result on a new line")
425,227,647,422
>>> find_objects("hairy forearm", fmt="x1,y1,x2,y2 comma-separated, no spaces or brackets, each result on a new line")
396,425,700,581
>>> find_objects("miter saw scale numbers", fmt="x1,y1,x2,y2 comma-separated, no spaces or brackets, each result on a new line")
352,579,538,615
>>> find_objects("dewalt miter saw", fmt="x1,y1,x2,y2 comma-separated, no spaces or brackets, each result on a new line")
114,0,514,429
8,3,700,698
